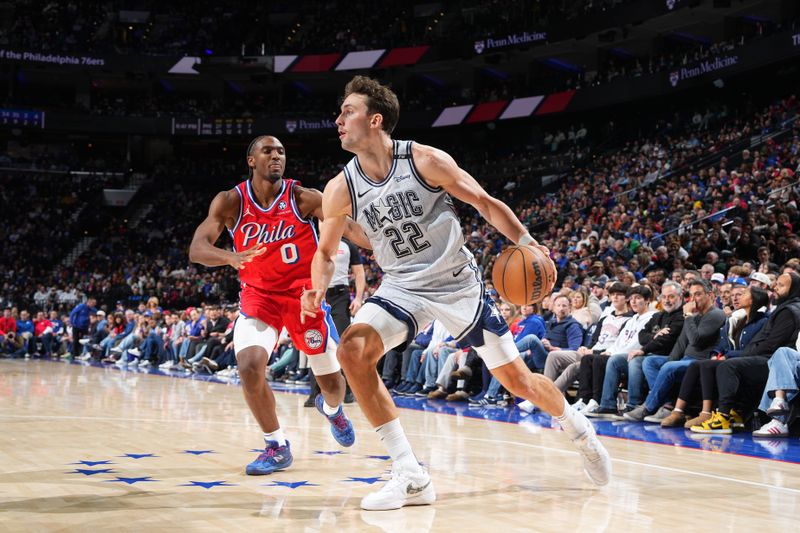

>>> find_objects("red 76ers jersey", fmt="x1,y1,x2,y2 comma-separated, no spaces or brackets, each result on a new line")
230,179,318,292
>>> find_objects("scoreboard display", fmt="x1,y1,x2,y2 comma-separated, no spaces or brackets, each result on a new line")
171,117,254,136
0,109,44,128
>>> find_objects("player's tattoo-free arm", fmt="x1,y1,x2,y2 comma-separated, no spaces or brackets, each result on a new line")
189,190,266,269
300,174,351,321
297,185,372,250
412,143,541,248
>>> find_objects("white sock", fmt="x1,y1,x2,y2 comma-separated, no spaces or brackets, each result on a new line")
555,398,592,441
322,400,339,416
264,428,286,447
376,418,421,473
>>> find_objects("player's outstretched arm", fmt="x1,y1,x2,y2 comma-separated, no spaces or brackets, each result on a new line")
296,185,372,250
342,219,372,251
300,173,351,322
189,190,265,269
412,143,545,251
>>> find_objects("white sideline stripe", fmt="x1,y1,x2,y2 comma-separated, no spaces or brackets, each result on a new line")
440,433,800,495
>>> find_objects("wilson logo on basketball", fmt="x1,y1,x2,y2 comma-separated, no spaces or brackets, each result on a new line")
530,259,544,301
491,245,555,305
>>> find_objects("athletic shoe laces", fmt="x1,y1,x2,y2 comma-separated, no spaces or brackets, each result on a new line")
331,412,349,431
256,446,281,462
577,433,602,462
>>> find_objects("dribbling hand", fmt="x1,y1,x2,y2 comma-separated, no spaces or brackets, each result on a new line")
300,288,325,324
228,244,267,270
519,233,551,259
534,243,551,258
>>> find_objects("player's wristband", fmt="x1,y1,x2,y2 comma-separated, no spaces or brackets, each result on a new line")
518,233,536,246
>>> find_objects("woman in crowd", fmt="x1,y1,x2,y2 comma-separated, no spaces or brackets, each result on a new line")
570,286,601,330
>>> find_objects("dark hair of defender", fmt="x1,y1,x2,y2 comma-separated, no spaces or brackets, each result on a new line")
245,135,270,177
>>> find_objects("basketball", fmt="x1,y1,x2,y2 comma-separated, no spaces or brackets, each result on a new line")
492,245,556,305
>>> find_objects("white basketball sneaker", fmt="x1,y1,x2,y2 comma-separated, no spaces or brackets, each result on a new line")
573,423,612,486
518,399,537,413
360,464,436,511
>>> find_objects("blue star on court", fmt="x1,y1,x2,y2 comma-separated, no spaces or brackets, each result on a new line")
119,453,159,459
71,460,114,466
66,468,116,476
314,450,344,455
182,450,216,455
179,480,235,489
105,476,159,485
263,480,319,489
342,476,384,484
365,455,390,460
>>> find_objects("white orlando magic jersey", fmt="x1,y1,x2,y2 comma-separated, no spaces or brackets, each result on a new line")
343,140,474,288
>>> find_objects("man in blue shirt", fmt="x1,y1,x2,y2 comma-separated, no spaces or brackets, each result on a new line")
480,304,550,404
68,297,96,360
16,310,34,357
515,304,547,341
533,295,584,368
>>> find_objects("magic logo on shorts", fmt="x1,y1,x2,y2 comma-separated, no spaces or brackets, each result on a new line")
304,329,323,349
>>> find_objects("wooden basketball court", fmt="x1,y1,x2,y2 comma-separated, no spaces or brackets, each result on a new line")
1,359,798,531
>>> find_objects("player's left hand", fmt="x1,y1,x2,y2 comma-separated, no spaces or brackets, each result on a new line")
519,234,551,259
535,243,551,258
300,288,325,324
349,299,362,316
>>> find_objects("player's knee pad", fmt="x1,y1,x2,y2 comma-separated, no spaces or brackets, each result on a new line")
233,316,278,355
474,330,519,370
308,338,341,376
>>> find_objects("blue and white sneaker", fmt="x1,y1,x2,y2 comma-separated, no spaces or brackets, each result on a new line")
246,440,293,475
315,394,355,447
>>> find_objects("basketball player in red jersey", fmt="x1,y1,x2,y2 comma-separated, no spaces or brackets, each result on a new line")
190,135,369,475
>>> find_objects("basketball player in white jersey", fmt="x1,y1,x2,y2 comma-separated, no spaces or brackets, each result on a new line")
301,76,611,511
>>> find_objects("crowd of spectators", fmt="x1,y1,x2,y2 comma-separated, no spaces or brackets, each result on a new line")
584,20,785,90
5,1,797,117
0,0,441,56
3,92,798,312
382,92,800,442
0,170,117,312
0,1,621,57
2,85,799,443
4,0,617,57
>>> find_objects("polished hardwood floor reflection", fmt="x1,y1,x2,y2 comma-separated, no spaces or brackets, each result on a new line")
1,359,799,532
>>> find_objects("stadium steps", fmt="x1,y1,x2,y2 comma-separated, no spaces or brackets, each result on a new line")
127,203,154,228
53,236,96,273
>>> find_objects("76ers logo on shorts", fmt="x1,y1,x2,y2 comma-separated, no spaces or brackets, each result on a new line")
304,329,323,349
